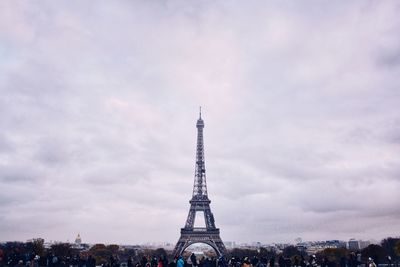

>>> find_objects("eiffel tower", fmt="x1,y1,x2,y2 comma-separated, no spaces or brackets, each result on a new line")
172,109,226,256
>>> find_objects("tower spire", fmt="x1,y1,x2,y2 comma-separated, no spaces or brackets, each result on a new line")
193,108,207,199
199,106,202,119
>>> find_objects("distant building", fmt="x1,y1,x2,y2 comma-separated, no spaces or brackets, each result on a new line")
75,233,82,245
224,241,236,249
72,233,84,249
348,239,360,250
296,244,307,254
296,240,347,255
251,242,262,248
307,246,324,255
326,240,346,248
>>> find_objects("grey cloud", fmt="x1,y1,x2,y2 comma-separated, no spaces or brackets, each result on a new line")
0,163,43,183
376,45,400,68
0,133,14,152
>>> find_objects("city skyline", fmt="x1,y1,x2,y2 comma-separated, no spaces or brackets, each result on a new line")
1,1,400,244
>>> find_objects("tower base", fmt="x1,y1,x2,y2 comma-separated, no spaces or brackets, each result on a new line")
172,228,227,257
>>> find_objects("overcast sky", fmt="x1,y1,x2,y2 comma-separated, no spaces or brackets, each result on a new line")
1,1,400,245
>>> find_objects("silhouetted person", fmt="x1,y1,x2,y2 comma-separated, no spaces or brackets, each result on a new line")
151,257,158,267
141,257,148,267
88,255,96,267
52,255,58,267
368,258,376,267
300,256,306,267
211,258,216,267
218,256,227,267
322,257,328,267
356,253,361,267
294,257,299,267
162,256,168,267
169,258,176,267
269,257,275,267
340,257,346,267
204,258,211,267
199,257,205,267
243,257,251,267
284,257,291,267
258,257,267,267
278,257,285,267
158,258,164,267
177,256,184,267
191,254,197,267
387,256,392,267
251,257,259,267
15,260,24,267
309,255,317,267
349,253,356,267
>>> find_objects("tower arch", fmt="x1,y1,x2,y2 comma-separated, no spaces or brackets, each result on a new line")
181,241,221,256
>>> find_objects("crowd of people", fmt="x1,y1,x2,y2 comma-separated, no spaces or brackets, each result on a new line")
1,251,397,267
2,254,97,267
122,253,386,267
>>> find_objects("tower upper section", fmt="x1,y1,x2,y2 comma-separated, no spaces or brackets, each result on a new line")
192,108,208,201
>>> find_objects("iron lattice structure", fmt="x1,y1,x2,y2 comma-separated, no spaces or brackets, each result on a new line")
172,110,226,256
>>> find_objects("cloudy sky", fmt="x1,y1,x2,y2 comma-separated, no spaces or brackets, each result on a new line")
1,1,400,245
